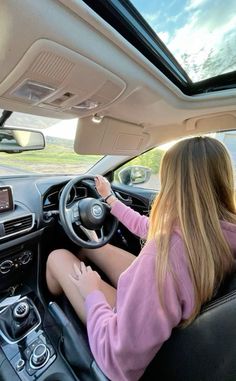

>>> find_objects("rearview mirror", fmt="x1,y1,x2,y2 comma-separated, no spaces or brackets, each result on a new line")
118,166,152,185
0,126,45,153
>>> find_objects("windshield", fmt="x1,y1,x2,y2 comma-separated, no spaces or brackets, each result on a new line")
0,111,102,176
130,0,236,82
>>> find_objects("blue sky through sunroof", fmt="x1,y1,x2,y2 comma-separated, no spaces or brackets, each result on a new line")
130,0,236,82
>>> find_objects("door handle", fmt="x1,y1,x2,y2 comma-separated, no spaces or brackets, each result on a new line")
114,191,132,205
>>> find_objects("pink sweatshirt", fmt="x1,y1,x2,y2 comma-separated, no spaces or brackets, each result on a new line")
85,200,236,381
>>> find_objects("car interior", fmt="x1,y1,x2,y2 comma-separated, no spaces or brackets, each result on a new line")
0,1,236,380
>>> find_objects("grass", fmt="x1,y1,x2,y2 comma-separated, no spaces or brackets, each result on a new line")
114,147,164,180
124,147,164,173
0,143,164,176
0,143,102,173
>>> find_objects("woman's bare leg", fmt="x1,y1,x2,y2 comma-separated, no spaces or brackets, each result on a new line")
80,244,136,287
46,249,116,324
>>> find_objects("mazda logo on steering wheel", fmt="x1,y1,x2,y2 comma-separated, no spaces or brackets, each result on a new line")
92,204,103,218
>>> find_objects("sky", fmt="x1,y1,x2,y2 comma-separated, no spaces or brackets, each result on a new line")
44,118,77,139
130,0,236,81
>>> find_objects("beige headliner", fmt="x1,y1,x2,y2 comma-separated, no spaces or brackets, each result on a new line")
0,0,236,155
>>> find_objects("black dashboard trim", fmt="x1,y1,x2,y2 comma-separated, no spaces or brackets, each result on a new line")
0,229,44,252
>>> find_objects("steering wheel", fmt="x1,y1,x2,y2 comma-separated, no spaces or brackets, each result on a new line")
59,175,118,248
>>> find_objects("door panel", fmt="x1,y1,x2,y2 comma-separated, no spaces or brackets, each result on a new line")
110,184,157,255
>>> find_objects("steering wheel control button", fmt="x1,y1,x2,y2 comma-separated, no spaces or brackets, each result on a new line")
16,358,25,372
13,301,30,320
30,344,50,369
72,208,79,221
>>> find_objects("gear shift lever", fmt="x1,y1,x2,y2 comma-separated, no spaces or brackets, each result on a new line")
0,297,39,342
13,301,30,321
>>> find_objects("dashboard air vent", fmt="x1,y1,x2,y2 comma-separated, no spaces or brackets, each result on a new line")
3,215,34,237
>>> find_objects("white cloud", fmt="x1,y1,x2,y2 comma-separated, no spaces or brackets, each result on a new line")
134,0,236,81
142,11,161,25
158,31,170,44
166,12,183,23
186,0,208,10
167,10,236,81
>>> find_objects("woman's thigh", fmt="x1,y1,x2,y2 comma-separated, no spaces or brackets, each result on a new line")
80,244,136,287
47,249,117,324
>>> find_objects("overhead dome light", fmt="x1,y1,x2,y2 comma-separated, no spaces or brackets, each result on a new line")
11,80,56,103
73,99,99,110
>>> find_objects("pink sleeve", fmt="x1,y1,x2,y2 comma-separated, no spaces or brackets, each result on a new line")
110,200,149,239
85,244,185,381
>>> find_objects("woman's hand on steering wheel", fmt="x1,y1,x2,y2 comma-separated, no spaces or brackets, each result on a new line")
95,175,112,199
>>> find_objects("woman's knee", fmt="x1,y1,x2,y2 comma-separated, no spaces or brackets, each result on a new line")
47,249,75,275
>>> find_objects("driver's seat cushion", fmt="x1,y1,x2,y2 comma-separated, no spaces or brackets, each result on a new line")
141,271,236,381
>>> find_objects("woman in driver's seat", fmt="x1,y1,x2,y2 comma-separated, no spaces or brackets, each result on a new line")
46,136,236,381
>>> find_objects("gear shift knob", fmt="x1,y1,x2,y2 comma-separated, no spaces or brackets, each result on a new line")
13,301,30,320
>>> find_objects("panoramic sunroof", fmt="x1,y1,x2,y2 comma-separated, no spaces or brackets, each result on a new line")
83,0,236,95
130,0,236,83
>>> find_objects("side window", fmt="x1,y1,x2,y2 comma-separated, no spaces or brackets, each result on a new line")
216,131,236,167
113,131,236,191
113,147,165,191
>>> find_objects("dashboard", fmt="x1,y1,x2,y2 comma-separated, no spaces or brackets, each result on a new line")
0,175,98,241
0,174,98,291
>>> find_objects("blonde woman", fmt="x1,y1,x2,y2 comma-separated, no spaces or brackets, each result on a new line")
46,136,236,381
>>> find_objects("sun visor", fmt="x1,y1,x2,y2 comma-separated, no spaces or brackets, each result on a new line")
185,113,236,132
74,117,150,156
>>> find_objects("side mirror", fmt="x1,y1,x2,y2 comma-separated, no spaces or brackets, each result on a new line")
0,126,45,153
118,166,152,185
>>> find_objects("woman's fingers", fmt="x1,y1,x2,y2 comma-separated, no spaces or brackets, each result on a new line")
96,175,108,184
70,262,87,284
73,261,91,280
73,262,81,277
80,261,87,273
95,175,101,183
69,274,78,284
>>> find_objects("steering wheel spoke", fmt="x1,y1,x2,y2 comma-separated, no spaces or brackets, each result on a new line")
101,201,111,211
79,226,104,243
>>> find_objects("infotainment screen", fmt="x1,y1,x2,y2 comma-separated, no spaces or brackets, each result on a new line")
0,186,13,213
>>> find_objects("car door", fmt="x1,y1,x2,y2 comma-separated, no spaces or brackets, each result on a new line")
108,146,163,255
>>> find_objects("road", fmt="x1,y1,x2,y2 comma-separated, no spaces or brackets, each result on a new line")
0,164,33,175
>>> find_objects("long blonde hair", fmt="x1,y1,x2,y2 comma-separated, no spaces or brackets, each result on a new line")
147,136,236,326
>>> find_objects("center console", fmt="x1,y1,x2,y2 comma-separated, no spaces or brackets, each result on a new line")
0,295,78,381
0,297,56,378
